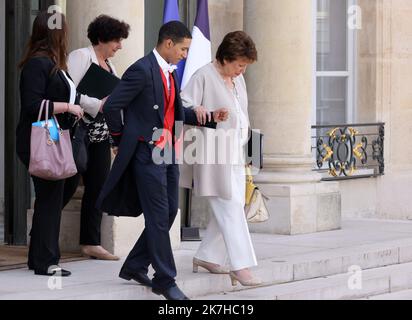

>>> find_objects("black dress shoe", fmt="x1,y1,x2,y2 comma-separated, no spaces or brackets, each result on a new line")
152,285,190,300
34,267,71,277
119,267,152,288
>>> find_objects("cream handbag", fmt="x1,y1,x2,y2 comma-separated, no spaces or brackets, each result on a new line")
245,166,269,223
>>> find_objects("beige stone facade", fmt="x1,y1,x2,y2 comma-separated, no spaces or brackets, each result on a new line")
341,0,412,220
59,0,412,252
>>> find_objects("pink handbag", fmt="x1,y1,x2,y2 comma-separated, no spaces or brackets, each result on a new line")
29,100,78,180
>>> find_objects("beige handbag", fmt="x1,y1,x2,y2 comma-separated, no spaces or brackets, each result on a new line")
245,166,269,223
29,100,78,181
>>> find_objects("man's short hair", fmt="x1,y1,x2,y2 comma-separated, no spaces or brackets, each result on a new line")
157,21,192,46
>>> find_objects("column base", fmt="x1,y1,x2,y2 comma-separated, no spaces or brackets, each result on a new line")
27,210,182,256
248,180,341,235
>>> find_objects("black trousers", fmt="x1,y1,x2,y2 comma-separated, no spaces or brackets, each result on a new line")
63,139,111,245
123,142,180,291
29,177,65,273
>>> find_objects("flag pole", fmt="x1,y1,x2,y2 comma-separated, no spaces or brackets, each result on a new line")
163,0,201,241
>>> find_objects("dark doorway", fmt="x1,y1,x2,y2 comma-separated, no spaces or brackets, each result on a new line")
4,0,56,245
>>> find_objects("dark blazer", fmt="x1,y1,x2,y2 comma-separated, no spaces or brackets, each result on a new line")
96,52,215,217
17,56,77,167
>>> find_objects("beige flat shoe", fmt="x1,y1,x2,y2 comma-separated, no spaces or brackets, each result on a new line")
192,257,230,274
81,245,120,261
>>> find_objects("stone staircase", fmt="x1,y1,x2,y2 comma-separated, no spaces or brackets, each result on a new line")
196,261,412,300
4,219,412,300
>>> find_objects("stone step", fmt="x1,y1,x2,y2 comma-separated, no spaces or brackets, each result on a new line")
5,236,412,300
364,289,412,300
175,238,412,299
195,261,412,300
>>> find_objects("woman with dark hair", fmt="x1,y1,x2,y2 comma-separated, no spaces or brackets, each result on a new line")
63,15,130,261
17,11,84,277
180,31,261,286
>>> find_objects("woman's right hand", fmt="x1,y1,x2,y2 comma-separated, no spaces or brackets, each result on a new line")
68,104,84,119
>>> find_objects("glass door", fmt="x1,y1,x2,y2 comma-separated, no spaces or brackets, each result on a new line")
315,0,356,126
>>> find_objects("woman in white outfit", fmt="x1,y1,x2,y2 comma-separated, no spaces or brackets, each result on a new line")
180,31,261,286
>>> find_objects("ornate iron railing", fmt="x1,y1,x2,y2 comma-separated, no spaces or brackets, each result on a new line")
311,123,385,181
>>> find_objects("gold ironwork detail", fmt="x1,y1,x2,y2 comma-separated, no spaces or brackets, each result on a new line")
322,144,333,162
348,127,359,137
328,128,339,139
353,143,364,160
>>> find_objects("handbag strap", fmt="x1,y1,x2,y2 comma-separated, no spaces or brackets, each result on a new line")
37,100,62,130
37,100,47,122
53,115,61,130
246,165,254,185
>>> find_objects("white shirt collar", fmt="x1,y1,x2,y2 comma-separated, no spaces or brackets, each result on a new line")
153,48,177,74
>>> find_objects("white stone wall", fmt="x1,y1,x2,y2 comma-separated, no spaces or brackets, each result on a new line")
0,0,5,215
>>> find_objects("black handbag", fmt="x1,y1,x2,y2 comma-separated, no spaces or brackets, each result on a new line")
71,120,89,174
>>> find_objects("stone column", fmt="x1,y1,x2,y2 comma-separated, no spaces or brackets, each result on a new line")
66,0,145,75
244,0,341,235
209,0,244,57
60,0,180,255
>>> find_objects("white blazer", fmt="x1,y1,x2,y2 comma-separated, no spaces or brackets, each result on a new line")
67,46,118,119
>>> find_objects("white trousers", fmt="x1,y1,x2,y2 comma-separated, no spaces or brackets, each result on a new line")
194,165,258,271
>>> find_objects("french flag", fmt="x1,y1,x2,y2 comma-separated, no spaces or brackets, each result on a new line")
163,0,186,85
181,0,212,90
